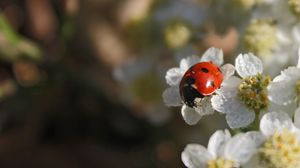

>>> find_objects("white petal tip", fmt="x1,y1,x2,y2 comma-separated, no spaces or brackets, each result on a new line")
201,47,224,66
181,105,202,125
235,53,263,78
162,87,182,107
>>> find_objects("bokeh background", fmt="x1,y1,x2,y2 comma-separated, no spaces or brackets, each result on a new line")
0,0,240,167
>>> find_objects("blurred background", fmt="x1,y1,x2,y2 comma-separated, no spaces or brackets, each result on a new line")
0,0,242,167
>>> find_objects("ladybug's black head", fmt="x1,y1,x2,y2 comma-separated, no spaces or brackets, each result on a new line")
179,76,204,107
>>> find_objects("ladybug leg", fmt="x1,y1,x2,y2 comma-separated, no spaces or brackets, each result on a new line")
194,97,205,107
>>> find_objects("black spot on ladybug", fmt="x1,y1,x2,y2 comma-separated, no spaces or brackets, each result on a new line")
210,81,215,87
185,77,195,85
201,68,209,73
180,76,204,107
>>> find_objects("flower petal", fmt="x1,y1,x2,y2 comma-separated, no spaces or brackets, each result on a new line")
220,64,235,80
273,66,300,82
280,66,300,80
182,144,212,168
211,77,241,114
235,53,263,78
225,110,255,129
181,105,202,125
165,67,184,86
180,56,201,71
268,80,296,105
224,132,260,165
243,131,266,148
162,86,182,107
265,67,300,105
268,102,297,118
207,130,231,158
200,47,224,66
260,111,293,137
294,107,300,129
219,76,241,89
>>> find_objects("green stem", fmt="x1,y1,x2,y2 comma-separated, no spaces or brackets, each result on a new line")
251,112,260,130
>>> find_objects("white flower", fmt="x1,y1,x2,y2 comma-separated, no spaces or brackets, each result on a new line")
241,18,292,77
268,48,300,106
254,111,300,168
181,130,261,168
248,0,300,77
153,0,208,49
162,47,235,125
211,53,271,128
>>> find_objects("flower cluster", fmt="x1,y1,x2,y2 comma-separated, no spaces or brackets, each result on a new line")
182,111,300,168
163,46,300,167
242,0,300,76
122,0,300,167
206,0,300,77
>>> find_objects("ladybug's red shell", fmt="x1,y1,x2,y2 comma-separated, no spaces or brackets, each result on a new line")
179,62,223,107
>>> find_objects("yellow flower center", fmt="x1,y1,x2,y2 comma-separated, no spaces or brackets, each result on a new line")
260,130,300,168
207,157,235,168
238,73,270,112
164,20,191,49
243,20,277,58
289,0,300,19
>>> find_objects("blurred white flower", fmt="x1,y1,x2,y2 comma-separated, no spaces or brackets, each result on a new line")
113,56,171,125
211,53,271,128
243,19,277,58
255,111,300,168
241,18,293,77
268,48,300,106
153,0,208,49
255,0,296,25
251,0,300,76
162,47,235,125
181,129,260,168
154,0,208,28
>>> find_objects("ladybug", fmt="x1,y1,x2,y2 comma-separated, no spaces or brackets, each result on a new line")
179,62,223,107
